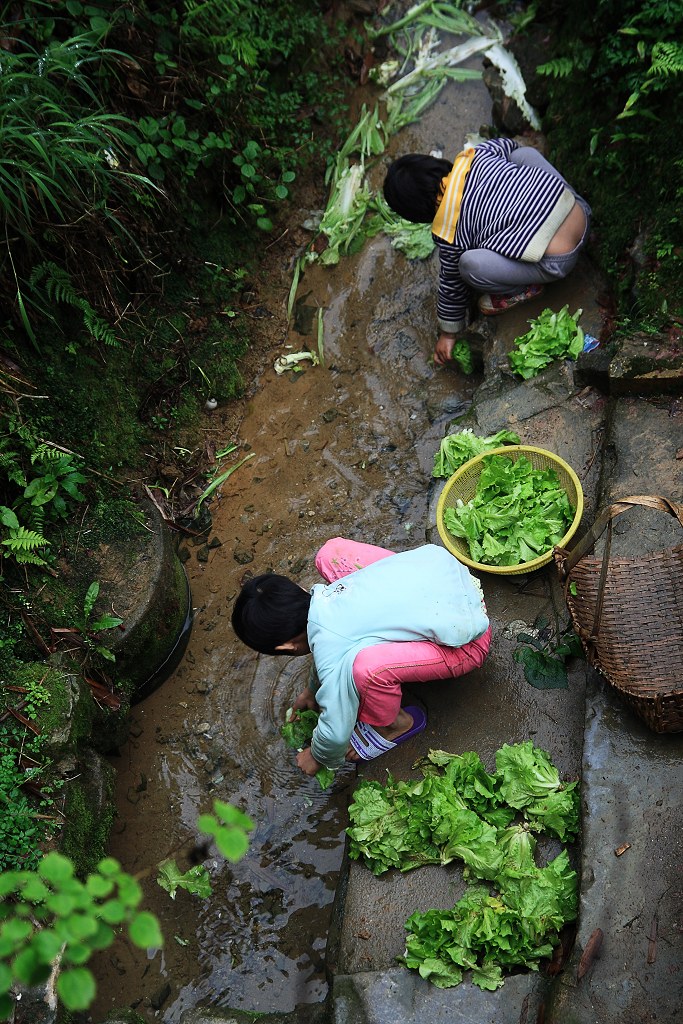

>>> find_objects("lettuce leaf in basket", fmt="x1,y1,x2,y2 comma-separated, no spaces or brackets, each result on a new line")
432,428,521,479
442,454,575,567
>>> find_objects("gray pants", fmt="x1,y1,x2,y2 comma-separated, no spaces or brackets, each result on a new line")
459,148,592,295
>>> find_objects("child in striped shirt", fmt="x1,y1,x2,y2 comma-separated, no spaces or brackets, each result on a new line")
383,138,591,366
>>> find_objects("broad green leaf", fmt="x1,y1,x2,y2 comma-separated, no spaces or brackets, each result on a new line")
97,900,126,925
31,928,64,964
128,912,163,949
12,947,49,986
56,967,96,1011
0,964,12,995
39,852,74,885
513,647,568,689
214,826,249,863
210,801,254,831
85,874,114,899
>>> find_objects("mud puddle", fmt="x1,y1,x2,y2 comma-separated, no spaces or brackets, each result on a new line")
89,70,492,1024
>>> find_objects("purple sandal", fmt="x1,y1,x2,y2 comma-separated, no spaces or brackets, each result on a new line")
349,705,427,761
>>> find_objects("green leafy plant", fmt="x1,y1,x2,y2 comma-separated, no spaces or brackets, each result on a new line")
0,852,163,1017
0,797,253,1017
196,800,254,862
0,30,155,345
22,446,87,521
514,619,584,691
29,263,119,348
66,581,124,663
0,509,50,568
0,438,87,569
0,742,46,872
527,0,683,325
0,677,65,873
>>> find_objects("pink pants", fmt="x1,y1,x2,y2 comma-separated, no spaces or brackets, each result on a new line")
315,538,492,728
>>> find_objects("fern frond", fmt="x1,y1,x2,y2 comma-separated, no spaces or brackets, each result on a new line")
649,41,683,78
31,261,80,306
14,550,49,566
81,304,119,347
29,261,119,346
2,525,49,551
536,57,576,79
30,444,68,467
23,504,46,537
0,449,20,468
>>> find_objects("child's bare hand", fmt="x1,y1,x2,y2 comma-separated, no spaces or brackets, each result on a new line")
290,687,318,718
296,747,321,776
434,331,457,366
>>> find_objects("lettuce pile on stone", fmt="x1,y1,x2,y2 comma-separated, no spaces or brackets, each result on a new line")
443,453,575,566
347,741,579,991
508,306,584,379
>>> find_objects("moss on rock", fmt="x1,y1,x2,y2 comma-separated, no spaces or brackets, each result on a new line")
59,747,116,879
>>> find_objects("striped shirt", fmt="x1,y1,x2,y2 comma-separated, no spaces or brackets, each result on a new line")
434,138,571,332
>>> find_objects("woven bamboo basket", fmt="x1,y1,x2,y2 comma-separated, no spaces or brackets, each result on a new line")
554,495,683,733
436,445,583,575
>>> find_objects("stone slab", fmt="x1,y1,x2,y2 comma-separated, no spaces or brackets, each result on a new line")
545,675,683,1024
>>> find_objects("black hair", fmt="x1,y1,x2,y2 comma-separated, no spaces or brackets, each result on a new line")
383,154,453,223
231,573,311,655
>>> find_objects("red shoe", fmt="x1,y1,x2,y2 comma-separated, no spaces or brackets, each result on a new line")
478,284,544,316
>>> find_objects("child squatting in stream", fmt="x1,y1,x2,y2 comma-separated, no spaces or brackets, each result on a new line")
383,137,592,366
231,537,492,777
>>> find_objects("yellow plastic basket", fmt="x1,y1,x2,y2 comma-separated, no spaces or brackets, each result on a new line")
436,445,584,575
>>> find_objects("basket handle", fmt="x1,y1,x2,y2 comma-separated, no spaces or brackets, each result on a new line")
559,495,683,575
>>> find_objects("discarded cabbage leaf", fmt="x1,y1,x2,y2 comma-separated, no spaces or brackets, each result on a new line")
484,43,541,131
157,860,212,900
316,163,372,266
365,194,435,259
274,350,319,375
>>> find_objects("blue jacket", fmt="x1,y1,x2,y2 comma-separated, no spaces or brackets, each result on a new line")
307,545,489,768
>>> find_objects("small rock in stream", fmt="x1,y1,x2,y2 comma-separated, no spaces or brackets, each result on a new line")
150,982,171,1011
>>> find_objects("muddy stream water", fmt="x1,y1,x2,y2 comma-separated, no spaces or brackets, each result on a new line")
90,68,494,1023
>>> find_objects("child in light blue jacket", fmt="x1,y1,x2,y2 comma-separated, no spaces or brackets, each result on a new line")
232,538,491,777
